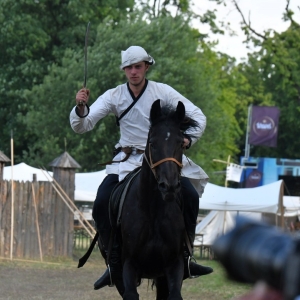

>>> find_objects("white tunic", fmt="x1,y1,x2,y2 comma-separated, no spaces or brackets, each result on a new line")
70,80,209,196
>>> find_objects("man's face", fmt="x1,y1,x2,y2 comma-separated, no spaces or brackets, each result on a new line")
123,62,149,87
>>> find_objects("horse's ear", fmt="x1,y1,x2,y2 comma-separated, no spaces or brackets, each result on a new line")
176,101,185,123
150,99,162,123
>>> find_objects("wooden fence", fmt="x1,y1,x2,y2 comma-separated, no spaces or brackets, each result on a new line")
0,179,74,259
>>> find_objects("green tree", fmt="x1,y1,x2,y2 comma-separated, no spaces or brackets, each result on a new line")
245,23,300,159
0,0,134,161
231,0,300,159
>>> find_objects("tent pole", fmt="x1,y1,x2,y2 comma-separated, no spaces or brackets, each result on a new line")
213,155,231,188
10,130,14,261
225,155,231,188
279,180,284,228
244,105,252,160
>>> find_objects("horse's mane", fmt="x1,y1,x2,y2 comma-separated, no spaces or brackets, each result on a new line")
149,103,200,140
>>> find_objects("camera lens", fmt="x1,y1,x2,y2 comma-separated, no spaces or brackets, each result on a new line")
213,216,293,289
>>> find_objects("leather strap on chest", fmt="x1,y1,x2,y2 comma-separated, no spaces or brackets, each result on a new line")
115,80,148,126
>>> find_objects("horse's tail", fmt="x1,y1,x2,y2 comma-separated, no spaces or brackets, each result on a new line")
77,232,99,268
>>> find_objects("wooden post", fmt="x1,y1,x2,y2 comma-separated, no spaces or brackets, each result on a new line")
10,131,14,260
48,151,81,257
32,183,43,261
0,152,10,257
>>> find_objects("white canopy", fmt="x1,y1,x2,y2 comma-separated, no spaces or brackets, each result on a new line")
3,162,53,182
282,196,300,217
75,170,106,201
3,163,106,202
195,180,300,246
199,180,283,214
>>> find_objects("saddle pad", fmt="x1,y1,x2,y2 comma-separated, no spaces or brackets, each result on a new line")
109,167,141,228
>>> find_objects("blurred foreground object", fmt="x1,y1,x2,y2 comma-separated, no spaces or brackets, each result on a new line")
213,216,300,300
235,281,283,300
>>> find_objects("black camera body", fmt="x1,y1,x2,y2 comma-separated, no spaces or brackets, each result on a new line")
212,216,300,300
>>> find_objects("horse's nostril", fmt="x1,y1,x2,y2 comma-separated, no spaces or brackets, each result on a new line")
158,182,168,192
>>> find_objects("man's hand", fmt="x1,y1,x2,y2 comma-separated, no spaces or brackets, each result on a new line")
183,137,191,149
75,88,90,116
76,88,90,106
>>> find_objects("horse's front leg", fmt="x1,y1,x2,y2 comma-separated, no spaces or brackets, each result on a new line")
122,259,139,300
155,276,169,300
164,257,184,300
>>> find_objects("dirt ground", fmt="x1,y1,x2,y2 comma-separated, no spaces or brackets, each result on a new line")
0,256,155,300
0,250,218,300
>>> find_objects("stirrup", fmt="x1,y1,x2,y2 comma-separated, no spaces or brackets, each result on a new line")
187,256,199,279
107,264,115,287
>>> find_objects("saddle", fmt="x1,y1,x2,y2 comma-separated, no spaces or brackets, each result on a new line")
109,167,141,228
78,167,141,268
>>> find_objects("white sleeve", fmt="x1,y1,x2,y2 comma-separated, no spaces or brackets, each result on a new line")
69,90,113,134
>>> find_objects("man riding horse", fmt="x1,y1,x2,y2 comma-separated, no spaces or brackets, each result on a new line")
70,46,213,291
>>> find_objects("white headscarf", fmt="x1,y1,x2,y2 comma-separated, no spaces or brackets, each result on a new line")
120,46,155,70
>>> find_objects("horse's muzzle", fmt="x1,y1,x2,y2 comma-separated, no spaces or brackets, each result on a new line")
158,181,181,202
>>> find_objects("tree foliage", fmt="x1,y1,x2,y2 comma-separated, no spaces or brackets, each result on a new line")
231,0,300,159
0,0,134,163
1,0,268,186
243,23,300,158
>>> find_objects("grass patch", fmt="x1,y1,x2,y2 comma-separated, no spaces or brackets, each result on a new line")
0,252,251,300
181,258,251,300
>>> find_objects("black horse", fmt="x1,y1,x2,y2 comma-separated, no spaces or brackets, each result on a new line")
120,99,199,300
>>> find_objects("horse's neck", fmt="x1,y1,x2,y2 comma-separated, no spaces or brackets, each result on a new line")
139,162,158,193
138,161,161,205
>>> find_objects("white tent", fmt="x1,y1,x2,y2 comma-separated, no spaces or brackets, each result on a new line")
3,162,53,182
195,211,262,246
199,180,283,214
282,196,300,217
3,163,106,202
75,170,106,201
195,180,300,246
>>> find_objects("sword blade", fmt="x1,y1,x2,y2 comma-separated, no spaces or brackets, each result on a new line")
83,22,90,88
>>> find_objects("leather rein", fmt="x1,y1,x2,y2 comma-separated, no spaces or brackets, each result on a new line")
144,143,183,179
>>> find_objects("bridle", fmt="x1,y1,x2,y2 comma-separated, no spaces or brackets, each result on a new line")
144,143,183,180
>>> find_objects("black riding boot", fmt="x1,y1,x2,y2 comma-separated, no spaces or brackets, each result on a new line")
183,232,213,280
94,230,124,295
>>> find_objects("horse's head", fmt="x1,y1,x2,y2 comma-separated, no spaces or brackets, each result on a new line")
145,99,198,202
